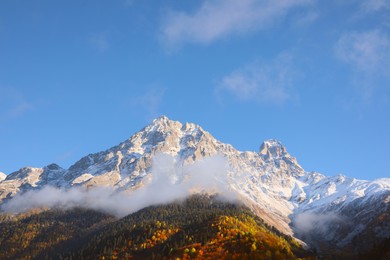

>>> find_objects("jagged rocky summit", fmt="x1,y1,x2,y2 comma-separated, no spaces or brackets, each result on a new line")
0,116,389,254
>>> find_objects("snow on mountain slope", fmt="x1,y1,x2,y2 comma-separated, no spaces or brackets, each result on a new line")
0,172,6,182
0,116,389,251
0,164,66,202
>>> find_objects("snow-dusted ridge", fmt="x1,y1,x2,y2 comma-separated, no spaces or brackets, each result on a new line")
0,172,6,182
0,116,389,252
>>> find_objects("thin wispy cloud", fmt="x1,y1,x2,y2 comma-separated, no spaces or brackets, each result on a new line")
89,32,110,52
56,148,78,164
351,0,390,22
217,54,297,105
161,0,314,47
335,30,390,73
335,30,390,101
123,0,135,8
7,101,34,118
130,88,165,120
0,87,34,122
292,11,319,27
360,0,390,13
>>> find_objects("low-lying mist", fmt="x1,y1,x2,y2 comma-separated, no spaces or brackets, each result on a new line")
1,154,235,217
293,211,344,236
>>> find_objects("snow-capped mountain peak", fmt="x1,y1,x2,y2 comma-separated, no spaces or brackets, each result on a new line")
0,116,388,253
259,139,290,159
144,115,183,132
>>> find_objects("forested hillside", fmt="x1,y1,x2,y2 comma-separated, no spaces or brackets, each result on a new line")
0,208,115,259
0,194,314,259
2,194,389,259
53,195,312,259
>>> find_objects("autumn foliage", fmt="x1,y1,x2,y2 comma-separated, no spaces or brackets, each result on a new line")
0,194,314,260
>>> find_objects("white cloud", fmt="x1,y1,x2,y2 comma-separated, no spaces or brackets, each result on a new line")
2,154,233,217
335,30,390,74
294,211,343,234
217,54,297,104
161,0,314,46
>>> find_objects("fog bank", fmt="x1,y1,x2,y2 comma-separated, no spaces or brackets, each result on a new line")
1,154,234,217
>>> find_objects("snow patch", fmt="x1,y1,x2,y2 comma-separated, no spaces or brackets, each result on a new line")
0,172,6,182
72,173,94,184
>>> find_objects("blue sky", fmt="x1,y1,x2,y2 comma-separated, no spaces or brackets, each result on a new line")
0,0,389,180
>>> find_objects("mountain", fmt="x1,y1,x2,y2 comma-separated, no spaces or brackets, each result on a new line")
0,116,389,257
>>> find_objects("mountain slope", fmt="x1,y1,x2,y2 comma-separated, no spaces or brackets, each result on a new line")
0,116,389,255
0,195,312,260
0,164,65,202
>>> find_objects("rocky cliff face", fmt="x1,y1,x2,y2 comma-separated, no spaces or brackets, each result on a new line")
0,116,389,253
